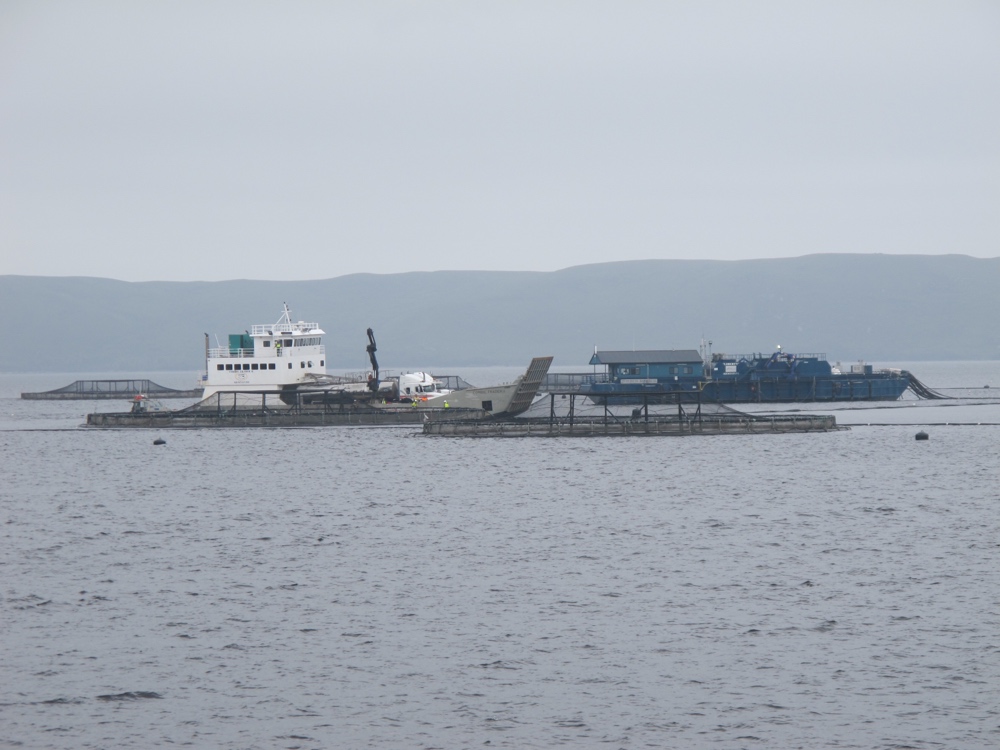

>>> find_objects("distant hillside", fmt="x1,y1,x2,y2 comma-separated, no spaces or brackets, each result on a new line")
2,254,998,373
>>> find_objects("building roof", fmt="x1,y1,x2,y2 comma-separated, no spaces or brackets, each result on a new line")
589,349,703,365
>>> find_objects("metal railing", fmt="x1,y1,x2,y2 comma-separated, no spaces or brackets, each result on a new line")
719,352,826,362
250,323,319,335
208,346,325,358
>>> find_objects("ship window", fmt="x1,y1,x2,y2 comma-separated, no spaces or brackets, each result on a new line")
216,364,224,371
288,363,292,369
269,363,276,370
244,363,251,370
284,339,292,347
308,361,313,367
300,361,305,368
251,363,258,370
225,364,233,371
263,340,271,347
669,366,678,375
482,400,493,411
683,366,693,375
320,360,324,366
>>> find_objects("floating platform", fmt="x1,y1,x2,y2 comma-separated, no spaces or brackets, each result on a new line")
422,392,840,437
22,379,203,400
85,390,484,428
423,413,839,437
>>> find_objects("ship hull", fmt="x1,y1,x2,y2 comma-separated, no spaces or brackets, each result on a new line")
585,373,910,404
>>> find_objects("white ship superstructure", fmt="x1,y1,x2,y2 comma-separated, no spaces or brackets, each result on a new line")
202,304,326,399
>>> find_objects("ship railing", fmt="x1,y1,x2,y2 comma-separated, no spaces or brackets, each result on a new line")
250,323,320,336
208,346,326,358
720,352,827,362
539,373,609,390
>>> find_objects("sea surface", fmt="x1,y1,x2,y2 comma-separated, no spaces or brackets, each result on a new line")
2,364,999,749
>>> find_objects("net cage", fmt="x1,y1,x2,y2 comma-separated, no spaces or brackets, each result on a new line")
512,393,750,424
44,379,182,395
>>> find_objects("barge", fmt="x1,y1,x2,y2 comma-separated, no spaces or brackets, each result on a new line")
84,301,553,428
545,347,942,404
198,304,552,412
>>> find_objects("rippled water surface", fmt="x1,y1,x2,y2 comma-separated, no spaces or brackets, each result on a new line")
2,366,1000,749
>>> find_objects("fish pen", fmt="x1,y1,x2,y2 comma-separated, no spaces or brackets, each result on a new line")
86,390,484,428
22,379,203,400
422,391,840,437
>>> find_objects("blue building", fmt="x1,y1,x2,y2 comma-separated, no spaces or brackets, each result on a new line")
588,349,707,383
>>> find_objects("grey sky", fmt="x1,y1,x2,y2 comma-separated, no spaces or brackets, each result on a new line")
2,1,997,281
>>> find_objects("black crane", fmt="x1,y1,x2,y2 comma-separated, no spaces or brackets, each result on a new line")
366,328,379,392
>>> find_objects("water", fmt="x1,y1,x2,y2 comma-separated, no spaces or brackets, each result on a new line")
3,365,1000,749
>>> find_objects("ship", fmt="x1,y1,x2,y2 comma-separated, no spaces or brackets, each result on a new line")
201,305,454,404
201,303,329,400
160,304,552,426
567,347,939,403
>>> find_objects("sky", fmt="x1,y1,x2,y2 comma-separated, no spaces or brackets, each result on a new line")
1,1,998,282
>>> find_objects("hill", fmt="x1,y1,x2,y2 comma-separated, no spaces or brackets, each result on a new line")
2,254,998,373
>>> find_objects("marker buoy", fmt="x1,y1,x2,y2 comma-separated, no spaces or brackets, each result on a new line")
153,438,166,445
915,431,928,441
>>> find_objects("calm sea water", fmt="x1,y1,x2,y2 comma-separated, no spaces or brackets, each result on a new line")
2,364,1000,749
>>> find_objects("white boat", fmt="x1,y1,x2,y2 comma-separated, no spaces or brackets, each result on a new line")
200,304,553,416
201,303,328,400
201,305,457,404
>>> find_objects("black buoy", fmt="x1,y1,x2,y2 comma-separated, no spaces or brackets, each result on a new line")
153,438,166,445
915,431,929,441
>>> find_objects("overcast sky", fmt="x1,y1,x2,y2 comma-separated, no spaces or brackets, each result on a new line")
1,1,997,281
